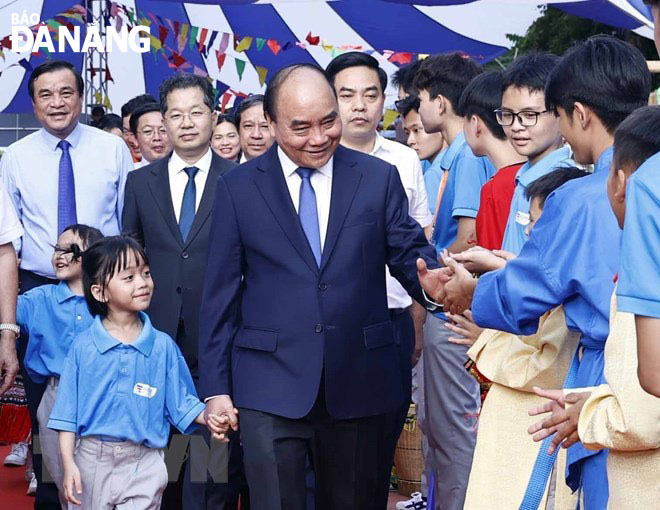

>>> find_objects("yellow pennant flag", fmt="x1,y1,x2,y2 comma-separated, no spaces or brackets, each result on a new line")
255,66,268,87
383,109,398,130
103,94,112,111
94,91,102,104
149,34,162,51
322,40,333,52
417,53,429,60
236,36,253,53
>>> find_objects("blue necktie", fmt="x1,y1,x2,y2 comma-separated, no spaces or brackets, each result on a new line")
296,167,322,267
57,140,77,235
179,166,199,241
519,350,580,510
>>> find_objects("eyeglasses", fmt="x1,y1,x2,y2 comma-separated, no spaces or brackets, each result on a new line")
139,127,167,138
166,110,211,124
494,108,556,127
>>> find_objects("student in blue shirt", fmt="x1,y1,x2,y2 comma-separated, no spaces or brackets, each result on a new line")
497,53,574,255
412,53,493,510
17,223,102,509
432,36,652,509
47,236,227,509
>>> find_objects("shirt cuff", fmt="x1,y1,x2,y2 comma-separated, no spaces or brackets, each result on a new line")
47,418,77,433
616,294,660,319
174,401,206,435
452,208,478,219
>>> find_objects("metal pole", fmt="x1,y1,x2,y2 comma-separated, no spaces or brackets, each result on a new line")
83,0,109,117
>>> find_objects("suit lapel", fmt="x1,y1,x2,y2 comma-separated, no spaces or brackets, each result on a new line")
147,157,184,247
182,153,227,248
254,146,319,275
320,145,361,272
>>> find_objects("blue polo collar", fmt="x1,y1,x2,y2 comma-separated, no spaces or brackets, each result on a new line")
91,312,156,356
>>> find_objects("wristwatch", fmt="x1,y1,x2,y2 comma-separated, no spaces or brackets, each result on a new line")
0,323,20,336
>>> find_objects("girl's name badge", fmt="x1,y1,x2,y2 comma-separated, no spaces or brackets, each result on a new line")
133,383,157,398
515,211,530,226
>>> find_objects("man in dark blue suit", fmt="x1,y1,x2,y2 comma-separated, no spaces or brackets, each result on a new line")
198,64,444,510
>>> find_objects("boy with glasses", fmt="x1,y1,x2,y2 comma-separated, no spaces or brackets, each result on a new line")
496,53,573,255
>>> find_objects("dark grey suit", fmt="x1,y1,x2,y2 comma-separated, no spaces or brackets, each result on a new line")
122,151,235,377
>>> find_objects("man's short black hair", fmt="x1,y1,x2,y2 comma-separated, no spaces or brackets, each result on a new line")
28,60,84,100
234,94,265,128
264,64,335,122
397,95,420,119
501,53,560,95
120,94,157,119
98,113,123,132
91,106,105,117
326,52,388,95
525,166,589,206
458,71,506,141
413,53,483,113
392,61,422,96
613,105,660,173
129,102,162,135
545,35,652,133
159,74,214,115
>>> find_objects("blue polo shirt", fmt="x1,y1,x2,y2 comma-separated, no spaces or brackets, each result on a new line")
472,146,617,507
432,132,494,253
501,146,573,255
48,313,205,448
422,150,446,217
617,151,660,318
17,282,92,383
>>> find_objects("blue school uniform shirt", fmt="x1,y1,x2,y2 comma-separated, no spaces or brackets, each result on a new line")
422,150,446,217
501,146,573,255
17,282,93,384
617,151,660,318
47,312,205,449
472,146,618,508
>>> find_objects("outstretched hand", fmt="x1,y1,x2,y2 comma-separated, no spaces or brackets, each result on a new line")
439,251,478,315
449,247,507,274
416,258,452,306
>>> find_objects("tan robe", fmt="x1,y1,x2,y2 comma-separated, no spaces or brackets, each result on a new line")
577,293,660,509
463,307,580,510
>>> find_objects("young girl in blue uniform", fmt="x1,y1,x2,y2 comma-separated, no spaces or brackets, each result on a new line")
47,236,227,509
17,223,103,509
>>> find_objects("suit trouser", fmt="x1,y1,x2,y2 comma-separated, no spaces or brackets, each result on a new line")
74,437,167,510
239,382,387,510
375,308,414,509
18,269,61,510
35,377,67,509
422,314,480,510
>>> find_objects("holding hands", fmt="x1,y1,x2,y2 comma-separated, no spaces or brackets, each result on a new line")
527,387,592,454
204,395,240,442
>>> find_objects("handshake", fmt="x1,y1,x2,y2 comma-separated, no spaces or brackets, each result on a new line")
416,246,516,315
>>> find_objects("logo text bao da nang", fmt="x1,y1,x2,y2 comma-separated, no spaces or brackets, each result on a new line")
10,12,151,53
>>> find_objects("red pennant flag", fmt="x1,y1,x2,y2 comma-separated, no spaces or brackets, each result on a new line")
221,92,231,113
266,39,281,56
105,66,114,83
159,25,168,45
0,36,12,50
198,28,209,52
169,52,187,69
233,34,241,51
174,21,180,38
389,52,413,65
216,50,227,71
306,32,320,46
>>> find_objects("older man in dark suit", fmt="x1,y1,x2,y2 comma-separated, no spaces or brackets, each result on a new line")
199,64,446,510
122,74,236,510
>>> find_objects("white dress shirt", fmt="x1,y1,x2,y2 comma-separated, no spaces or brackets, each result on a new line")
369,134,432,309
0,181,23,245
0,123,133,278
168,148,212,222
278,146,333,251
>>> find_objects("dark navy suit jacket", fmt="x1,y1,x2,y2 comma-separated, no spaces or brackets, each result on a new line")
198,144,438,419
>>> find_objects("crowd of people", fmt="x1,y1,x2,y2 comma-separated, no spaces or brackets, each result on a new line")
0,2,659,510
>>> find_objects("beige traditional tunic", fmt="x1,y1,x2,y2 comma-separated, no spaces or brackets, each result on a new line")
464,307,580,510
577,293,660,509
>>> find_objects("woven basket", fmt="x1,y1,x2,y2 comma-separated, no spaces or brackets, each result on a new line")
394,404,423,497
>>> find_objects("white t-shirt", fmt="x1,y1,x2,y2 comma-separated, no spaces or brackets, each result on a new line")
0,180,23,245
370,135,432,309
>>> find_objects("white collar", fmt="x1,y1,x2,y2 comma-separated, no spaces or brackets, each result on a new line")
169,147,212,174
277,146,333,179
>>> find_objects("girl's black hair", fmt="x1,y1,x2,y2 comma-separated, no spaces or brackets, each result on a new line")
82,236,149,317
216,113,238,128
58,224,104,261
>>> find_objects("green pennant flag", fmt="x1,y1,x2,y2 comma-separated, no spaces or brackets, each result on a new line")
188,26,199,49
235,58,246,80
256,38,266,51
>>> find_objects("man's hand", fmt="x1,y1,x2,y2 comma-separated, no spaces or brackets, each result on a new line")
439,252,477,315
444,310,483,346
450,247,508,274
204,395,239,442
528,387,591,454
0,331,19,395
416,258,452,305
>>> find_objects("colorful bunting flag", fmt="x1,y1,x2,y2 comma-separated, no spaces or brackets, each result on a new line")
306,32,320,46
188,26,199,50
235,59,246,80
158,25,168,45
383,109,398,130
103,93,112,110
267,39,281,56
256,38,266,51
216,50,227,71
255,66,268,87
236,36,253,53
218,33,230,54
389,52,412,65
198,28,209,52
